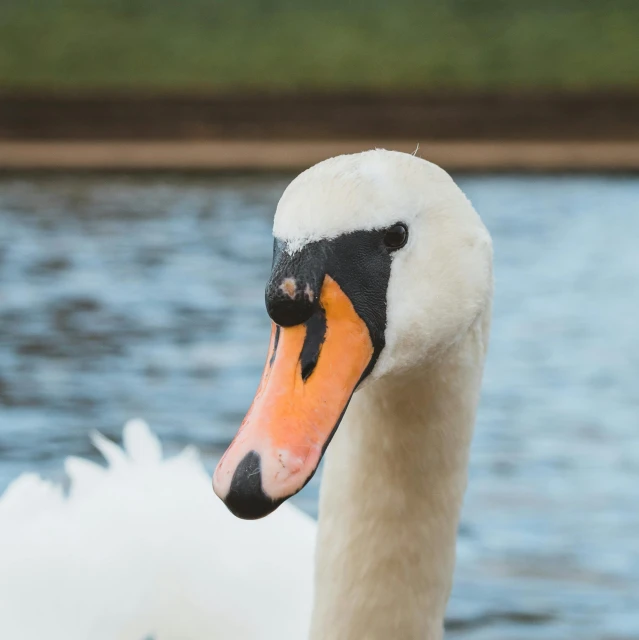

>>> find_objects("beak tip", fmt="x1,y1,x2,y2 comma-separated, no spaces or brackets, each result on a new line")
219,450,284,520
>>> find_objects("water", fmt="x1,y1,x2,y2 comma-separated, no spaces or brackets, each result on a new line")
0,174,638,638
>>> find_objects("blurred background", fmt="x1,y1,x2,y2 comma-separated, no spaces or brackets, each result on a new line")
1,1,638,639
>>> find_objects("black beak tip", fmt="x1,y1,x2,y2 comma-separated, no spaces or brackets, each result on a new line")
224,450,283,520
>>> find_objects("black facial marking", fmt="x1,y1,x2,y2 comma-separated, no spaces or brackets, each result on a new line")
300,305,327,381
269,325,280,369
266,228,394,384
265,250,324,327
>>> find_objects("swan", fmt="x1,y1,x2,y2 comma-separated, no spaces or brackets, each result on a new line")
0,149,493,640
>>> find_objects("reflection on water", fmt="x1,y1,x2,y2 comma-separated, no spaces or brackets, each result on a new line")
0,174,638,638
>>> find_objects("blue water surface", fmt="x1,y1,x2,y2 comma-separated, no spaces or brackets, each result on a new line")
0,174,638,638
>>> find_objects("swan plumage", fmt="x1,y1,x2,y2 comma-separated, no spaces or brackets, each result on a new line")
0,420,315,640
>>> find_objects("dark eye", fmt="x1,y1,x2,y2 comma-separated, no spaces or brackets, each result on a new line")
383,223,408,251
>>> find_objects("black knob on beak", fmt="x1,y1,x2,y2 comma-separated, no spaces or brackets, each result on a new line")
265,276,320,326
265,241,325,327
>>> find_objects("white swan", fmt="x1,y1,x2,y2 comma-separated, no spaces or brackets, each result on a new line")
0,149,492,640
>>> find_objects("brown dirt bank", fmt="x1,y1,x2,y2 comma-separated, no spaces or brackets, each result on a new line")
2,141,639,173
2,91,639,142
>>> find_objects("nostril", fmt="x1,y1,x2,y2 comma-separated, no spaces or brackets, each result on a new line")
224,451,282,520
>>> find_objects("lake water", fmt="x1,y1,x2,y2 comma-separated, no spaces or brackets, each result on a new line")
0,174,638,638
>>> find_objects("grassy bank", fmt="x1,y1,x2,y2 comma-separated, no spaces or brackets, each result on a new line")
1,0,638,91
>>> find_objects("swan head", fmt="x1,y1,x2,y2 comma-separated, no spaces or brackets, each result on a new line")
214,149,492,519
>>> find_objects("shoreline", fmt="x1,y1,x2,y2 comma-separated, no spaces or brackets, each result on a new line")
3,92,639,171
2,140,639,172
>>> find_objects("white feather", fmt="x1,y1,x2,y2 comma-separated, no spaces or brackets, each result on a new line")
0,423,315,640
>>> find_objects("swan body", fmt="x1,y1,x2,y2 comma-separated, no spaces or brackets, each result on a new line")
0,420,315,640
0,149,493,639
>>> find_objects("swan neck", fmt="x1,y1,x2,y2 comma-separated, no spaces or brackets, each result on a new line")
310,318,488,640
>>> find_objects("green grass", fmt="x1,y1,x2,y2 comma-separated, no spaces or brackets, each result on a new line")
1,0,638,91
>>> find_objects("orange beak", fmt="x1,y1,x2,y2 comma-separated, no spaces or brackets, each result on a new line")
213,275,373,519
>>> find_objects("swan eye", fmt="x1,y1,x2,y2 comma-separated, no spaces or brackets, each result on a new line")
383,223,408,251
